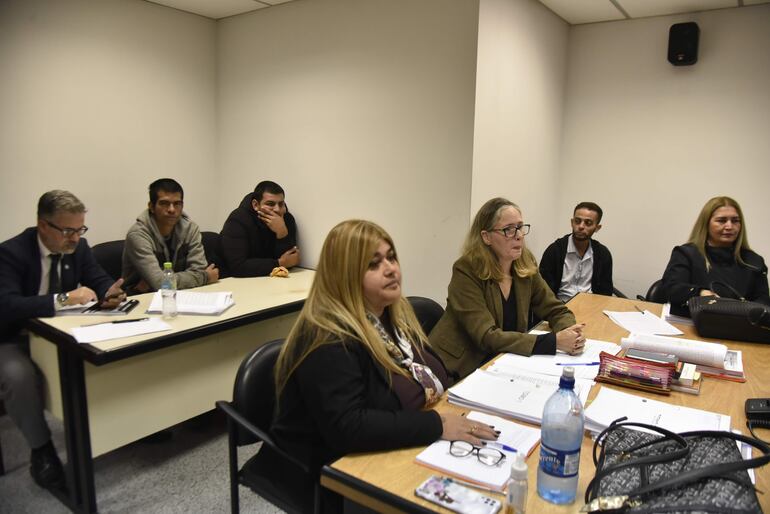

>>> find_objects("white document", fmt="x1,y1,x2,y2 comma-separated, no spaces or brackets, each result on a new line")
71,318,172,343
448,369,592,426
661,303,694,326
147,291,234,315
603,310,683,336
584,388,731,436
487,339,620,380
620,333,727,368
415,411,540,491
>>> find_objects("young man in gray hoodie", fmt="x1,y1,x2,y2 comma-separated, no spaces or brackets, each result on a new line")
122,178,218,295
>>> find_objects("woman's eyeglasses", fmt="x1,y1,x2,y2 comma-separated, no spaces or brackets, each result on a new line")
449,441,506,466
488,224,531,239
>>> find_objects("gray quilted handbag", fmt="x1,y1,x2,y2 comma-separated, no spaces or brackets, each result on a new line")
582,418,770,513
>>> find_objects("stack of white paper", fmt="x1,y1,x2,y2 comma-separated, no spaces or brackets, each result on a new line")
448,369,592,426
584,388,731,436
147,291,234,315
487,339,621,380
415,411,540,491
71,318,172,343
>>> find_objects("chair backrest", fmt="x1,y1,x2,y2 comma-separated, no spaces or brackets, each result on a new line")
232,339,284,446
646,279,667,303
91,240,125,282
407,296,445,336
201,231,225,278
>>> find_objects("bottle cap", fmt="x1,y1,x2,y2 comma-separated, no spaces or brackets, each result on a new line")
163,262,173,270
559,366,576,389
510,453,527,480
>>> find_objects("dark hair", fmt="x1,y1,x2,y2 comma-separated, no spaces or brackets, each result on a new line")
149,178,184,204
37,190,86,219
574,202,603,223
253,180,285,203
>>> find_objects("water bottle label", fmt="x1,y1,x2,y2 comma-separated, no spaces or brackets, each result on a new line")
539,442,580,478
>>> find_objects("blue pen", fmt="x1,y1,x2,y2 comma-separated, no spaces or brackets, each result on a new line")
556,361,600,366
486,442,517,453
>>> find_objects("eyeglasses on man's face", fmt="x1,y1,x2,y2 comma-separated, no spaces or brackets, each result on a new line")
489,224,530,239
45,219,89,238
449,441,506,466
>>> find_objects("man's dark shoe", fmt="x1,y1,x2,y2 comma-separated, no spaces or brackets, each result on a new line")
30,441,65,489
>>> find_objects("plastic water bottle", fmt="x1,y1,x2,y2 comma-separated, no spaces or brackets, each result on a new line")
504,453,528,514
537,366,584,504
161,261,177,319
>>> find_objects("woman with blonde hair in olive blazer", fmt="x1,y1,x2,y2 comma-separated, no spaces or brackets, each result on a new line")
431,198,585,381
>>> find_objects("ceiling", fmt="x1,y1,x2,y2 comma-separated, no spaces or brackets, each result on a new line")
144,0,769,23
143,0,299,20
536,0,769,25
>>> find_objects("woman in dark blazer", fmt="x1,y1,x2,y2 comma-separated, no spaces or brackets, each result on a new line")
662,196,770,316
267,220,498,493
430,198,585,381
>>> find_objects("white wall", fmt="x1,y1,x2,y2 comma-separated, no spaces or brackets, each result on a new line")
471,0,569,255
560,5,770,298
216,0,480,300
0,0,217,244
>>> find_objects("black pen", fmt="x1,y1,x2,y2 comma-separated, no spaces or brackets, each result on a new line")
80,317,148,327
111,317,148,324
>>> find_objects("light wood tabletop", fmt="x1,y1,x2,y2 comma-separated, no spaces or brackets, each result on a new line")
322,292,770,513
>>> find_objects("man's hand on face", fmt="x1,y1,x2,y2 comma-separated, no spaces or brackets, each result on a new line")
257,208,289,238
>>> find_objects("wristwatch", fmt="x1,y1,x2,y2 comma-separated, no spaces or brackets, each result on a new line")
56,292,69,306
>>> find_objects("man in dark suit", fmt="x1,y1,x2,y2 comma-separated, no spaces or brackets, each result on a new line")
0,190,125,490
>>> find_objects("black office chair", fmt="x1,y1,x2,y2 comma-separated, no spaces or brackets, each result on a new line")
0,400,5,475
91,239,125,282
637,279,666,303
201,231,223,268
216,339,320,514
407,296,444,336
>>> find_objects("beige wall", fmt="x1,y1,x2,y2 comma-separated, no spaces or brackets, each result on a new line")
0,0,217,244
4,0,768,305
216,0,480,300
471,0,569,255
559,5,770,298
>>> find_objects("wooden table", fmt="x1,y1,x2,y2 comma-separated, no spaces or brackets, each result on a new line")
321,292,770,513
27,269,314,513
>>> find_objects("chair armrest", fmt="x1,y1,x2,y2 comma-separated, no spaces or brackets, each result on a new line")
216,400,311,474
636,295,646,301
613,287,628,299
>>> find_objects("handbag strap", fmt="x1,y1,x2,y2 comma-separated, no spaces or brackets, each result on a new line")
586,419,689,502
708,279,745,301
585,424,770,510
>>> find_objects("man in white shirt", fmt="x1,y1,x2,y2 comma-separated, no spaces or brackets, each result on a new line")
539,202,614,302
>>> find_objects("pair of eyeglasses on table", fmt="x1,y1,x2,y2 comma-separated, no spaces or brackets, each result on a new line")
449,440,506,466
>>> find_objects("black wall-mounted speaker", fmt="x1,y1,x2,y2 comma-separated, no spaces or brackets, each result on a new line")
668,22,699,66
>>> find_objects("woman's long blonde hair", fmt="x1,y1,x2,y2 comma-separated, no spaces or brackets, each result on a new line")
275,219,429,395
461,198,538,282
688,196,751,270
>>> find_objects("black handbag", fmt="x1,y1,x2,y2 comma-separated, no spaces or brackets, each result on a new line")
688,288,770,344
582,418,770,513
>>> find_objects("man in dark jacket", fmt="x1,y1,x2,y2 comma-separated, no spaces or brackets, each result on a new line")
540,202,614,302
0,190,124,490
219,181,299,277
